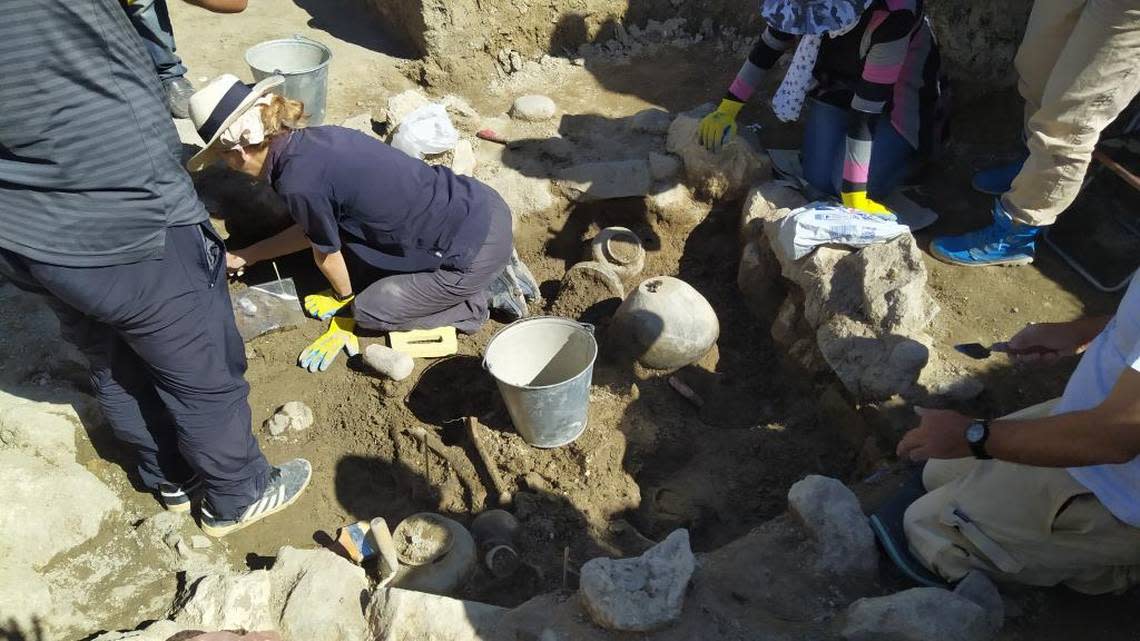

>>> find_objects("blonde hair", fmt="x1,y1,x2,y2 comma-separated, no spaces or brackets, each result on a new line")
259,94,307,138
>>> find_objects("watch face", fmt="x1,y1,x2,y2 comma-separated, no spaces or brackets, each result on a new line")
966,422,985,443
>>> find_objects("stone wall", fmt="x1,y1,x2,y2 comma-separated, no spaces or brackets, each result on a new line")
366,0,1033,90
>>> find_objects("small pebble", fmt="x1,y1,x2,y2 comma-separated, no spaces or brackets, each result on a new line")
190,535,212,550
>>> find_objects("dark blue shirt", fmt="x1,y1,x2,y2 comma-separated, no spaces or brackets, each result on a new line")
266,126,492,274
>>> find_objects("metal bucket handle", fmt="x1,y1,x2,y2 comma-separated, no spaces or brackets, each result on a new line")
482,317,594,372
268,34,328,76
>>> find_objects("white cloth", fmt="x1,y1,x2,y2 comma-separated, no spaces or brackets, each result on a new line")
1059,272,1140,527
771,34,821,123
219,96,272,150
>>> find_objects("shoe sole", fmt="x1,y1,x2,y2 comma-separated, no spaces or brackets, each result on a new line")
930,248,1034,268
200,471,312,538
164,500,192,514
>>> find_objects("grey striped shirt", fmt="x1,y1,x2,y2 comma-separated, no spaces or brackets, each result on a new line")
0,0,206,267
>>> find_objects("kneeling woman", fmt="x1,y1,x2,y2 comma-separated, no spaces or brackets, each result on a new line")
188,75,522,372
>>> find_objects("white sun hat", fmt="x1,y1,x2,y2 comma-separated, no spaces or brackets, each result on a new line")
186,73,285,172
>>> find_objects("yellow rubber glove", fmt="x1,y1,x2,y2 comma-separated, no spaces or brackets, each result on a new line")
841,190,894,216
304,289,354,320
698,99,744,152
298,317,360,373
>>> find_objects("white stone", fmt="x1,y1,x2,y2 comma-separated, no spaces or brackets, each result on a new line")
450,140,477,176
557,160,652,202
363,344,415,381
368,587,506,641
666,104,770,201
383,90,431,129
579,529,695,632
172,570,275,630
611,277,719,370
190,535,213,550
265,413,289,437
630,108,673,135
440,94,479,119
509,95,557,122
0,451,121,568
647,152,682,181
89,620,189,641
273,547,369,641
787,475,877,582
842,587,995,641
280,401,314,432
485,169,555,218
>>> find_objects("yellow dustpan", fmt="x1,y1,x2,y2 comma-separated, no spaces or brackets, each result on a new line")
388,326,458,358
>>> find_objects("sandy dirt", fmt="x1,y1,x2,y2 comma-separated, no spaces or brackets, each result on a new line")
146,0,1140,636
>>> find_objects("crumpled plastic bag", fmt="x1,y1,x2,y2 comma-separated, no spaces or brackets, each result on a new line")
775,201,911,260
391,103,459,159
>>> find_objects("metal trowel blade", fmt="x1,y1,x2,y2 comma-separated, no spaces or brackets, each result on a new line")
954,343,993,360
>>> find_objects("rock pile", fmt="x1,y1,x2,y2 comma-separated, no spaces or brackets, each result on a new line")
737,180,981,403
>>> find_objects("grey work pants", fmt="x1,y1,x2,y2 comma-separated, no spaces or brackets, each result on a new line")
352,193,514,335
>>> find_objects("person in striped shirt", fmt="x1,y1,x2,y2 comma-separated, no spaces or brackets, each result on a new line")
699,0,948,214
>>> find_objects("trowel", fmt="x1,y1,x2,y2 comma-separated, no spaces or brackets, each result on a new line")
954,342,1052,360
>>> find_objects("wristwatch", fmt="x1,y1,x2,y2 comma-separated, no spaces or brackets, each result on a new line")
965,419,992,460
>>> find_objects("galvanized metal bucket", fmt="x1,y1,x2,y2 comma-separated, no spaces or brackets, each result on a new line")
245,35,332,125
483,317,596,448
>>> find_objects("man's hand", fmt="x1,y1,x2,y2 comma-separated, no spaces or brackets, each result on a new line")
304,289,355,320
183,0,247,13
226,251,249,277
896,407,972,462
1007,320,1104,364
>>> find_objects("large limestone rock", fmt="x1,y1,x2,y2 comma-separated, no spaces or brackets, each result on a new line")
0,561,54,635
647,183,712,226
172,571,275,630
787,475,877,583
579,529,695,632
740,181,807,243
666,104,770,201
842,587,997,641
484,168,555,219
954,571,1005,636
367,587,506,641
272,547,369,641
556,160,652,202
0,402,78,464
0,450,121,568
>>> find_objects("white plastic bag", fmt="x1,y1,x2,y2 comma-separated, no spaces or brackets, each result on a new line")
391,103,459,159
775,201,910,260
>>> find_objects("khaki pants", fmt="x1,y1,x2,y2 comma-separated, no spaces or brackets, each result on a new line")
1002,0,1140,226
903,400,1140,594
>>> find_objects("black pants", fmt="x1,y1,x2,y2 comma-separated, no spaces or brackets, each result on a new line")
0,224,269,519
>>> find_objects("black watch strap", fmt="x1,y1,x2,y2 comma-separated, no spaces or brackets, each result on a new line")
967,419,992,460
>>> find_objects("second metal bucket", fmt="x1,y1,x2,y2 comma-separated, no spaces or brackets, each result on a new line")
483,317,596,448
245,35,332,125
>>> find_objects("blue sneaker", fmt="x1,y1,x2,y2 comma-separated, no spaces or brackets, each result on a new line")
971,156,1027,196
930,200,1043,267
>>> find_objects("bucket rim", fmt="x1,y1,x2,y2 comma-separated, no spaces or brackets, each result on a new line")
244,36,333,76
483,316,597,391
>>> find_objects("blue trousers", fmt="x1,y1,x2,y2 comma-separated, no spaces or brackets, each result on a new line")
0,224,269,519
124,0,186,82
801,98,917,201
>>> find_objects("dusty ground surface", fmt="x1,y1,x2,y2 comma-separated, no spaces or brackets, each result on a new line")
9,0,1139,637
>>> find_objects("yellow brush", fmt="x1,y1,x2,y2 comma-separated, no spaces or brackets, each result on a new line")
388,326,458,358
